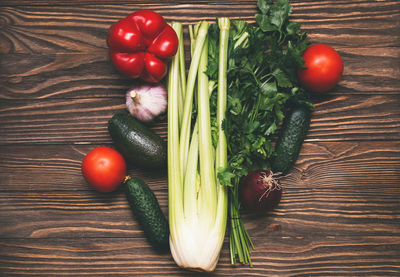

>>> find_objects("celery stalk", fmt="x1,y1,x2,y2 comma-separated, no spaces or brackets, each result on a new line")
197,35,217,227
168,22,184,238
168,19,230,272
214,16,230,248
174,22,186,127
179,21,208,178
216,17,230,178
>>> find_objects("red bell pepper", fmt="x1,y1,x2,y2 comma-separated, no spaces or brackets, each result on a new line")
107,10,178,83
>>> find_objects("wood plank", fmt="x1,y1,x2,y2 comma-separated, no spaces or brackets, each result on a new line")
1,45,398,99
0,190,165,239
1,141,398,191
0,1,398,276
0,144,167,191
0,94,399,145
0,0,256,6
0,4,254,54
0,97,166,144
0,141,398,239
0,236,399,276
0,1,399,54
0,185,398,239
0,53,131,99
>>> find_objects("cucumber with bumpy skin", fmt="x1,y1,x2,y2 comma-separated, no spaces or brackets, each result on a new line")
272,105,311,175
125,176,169,250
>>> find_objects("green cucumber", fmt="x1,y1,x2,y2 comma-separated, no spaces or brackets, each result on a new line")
108,113,167,169
271,105,311,175
125,177,169,250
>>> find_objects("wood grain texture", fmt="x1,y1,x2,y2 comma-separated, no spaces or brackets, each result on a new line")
0,236,399,276
0,1,399,54
1,46,398,99
0,141,398,239
0,185,399,240
0,0,399,276
0,144,167,191
0,4,255,54
1,141,399,191
0,53,133,99
0,0,258,6
0,94,399,145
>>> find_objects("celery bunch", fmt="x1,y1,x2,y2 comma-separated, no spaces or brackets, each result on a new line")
167,19,231,272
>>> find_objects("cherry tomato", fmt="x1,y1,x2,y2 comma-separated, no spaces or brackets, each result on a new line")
81,146,127,192
297,43,344,93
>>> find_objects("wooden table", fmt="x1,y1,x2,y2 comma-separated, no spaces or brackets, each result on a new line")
1,0,399,276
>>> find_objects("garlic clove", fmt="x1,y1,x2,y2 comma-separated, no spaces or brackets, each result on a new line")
126,84,167,122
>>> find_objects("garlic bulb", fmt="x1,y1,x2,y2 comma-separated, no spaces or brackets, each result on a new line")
125,84,167,122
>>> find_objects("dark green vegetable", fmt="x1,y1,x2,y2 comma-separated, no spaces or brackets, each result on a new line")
108,113,167,169
207,1,311,183
206,0,312,266
272,105,311,175
125,176,169,250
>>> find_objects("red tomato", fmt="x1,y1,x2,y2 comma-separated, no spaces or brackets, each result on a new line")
81,146,127,192
297,44,344,93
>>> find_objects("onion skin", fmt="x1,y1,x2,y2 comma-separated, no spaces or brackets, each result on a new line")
239,169,282,212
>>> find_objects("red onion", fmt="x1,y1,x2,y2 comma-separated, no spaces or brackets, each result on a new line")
239,169,282,212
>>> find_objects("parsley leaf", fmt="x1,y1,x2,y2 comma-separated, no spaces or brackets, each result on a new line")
206,2,313,265
207,0,311,188
217,167,235,186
